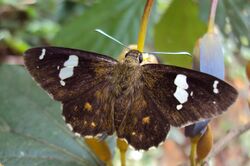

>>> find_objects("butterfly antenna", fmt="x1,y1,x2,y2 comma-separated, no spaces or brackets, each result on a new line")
95,29,130,50
146,51,192,56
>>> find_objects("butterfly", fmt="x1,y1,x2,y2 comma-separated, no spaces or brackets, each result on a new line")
24,46,238,150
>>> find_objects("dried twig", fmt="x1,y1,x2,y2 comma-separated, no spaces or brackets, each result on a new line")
207,122,250,160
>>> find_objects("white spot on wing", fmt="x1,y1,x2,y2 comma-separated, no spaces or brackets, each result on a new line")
39,48,46,60
66,123,73,131
148,146,157,150
174,87,189,104
64,55,79,66
213,101,216,104
60,80,65,86
59,55,79,86
75,132,81,137
176,104,183,110
95,133,103,138
174,74,189,89
190,91,193,96
59,67,73,80
57,66,60,70
213,80,219,94
174,74,189,110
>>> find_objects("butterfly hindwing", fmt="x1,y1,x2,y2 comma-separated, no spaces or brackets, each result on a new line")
142,64,238,127
62,79,115,136
114,87,170,150
24,47,117,102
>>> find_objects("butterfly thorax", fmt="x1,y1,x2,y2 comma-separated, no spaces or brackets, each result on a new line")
110,50,143,96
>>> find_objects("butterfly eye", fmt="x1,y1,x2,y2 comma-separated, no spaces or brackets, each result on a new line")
125,52,129,58
138,54,143,63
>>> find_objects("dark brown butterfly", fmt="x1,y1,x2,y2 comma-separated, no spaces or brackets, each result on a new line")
24,47,238,150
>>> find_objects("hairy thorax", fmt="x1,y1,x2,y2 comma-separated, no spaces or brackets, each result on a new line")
111,60,142,97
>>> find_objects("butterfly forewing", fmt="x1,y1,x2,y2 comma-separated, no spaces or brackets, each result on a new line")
142,64,238,127
24,47,117,102
24,47,118,136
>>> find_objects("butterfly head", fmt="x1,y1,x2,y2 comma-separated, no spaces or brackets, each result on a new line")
124,49,143,65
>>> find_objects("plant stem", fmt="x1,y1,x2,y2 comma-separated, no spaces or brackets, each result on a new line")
190,136,200,166
84,138,112,165
117,139,128,166
208,0,218,33
137,0,154,52
208,122,250,160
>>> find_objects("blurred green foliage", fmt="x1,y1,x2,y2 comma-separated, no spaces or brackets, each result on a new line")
53,0,145,57
200,0,250,47
0,0,250,166
0,65,111,166
155,0,206,68
1,0,250,58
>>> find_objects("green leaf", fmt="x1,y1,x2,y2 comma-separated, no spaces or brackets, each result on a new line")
53,0,146,58
154,0,207,68
0,65,111,166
